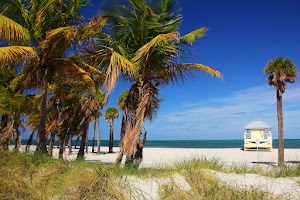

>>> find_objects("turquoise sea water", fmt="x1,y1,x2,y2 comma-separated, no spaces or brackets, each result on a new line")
21,139,300,149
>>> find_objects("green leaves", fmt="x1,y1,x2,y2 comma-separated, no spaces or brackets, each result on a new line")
0,46,38,64
0,14,31,44
264,57,298,94
105,107,119,120
180,27,207,45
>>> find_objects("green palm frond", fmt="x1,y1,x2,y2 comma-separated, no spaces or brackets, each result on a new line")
69,56,106,78
161,63,222,84
41,26,77,55
105,107,119,120
180,27,207,45
264,57,298,94
132,32,178,64
0,14,31,44
0,46,38,64
118,90,129,110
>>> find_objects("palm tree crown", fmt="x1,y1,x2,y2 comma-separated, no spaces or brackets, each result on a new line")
264,57,298,95
105,108,120,120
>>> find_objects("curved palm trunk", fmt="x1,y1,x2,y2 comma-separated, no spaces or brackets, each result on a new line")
1,115,9,150
108,119,114,153
96,117,101,154
13,122,21,150
116,82,153,165
277,90,284,167
37,79,48,153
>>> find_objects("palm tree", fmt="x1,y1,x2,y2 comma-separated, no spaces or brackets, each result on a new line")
105,107,119,153
0,0,106,154
264,57,298,167
93,0,222,164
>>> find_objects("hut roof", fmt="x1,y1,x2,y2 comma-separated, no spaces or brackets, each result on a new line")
244,121,272,129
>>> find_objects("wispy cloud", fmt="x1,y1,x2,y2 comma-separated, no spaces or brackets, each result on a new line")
146,83,300,139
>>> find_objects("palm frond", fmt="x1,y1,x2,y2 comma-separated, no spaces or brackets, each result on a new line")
132,32,178,64
41,26,76,55
103,51,136,101
0,46,37,64
78,15,108,40
0,14,31,44
180,27,207,45
164,63,223,83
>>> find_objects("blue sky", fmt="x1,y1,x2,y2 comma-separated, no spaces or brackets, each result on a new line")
82,0,300,140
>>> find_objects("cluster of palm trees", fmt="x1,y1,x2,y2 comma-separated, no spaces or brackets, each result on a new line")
0,0,223,164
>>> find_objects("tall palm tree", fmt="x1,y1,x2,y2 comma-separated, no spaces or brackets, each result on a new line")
0,1,108,154
93,0,222,164
264,57,298,167
105,107,119,153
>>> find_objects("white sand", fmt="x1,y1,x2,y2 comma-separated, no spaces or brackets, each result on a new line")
40,146,300,168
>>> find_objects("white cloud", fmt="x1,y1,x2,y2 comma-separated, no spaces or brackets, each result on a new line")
146,83,300,139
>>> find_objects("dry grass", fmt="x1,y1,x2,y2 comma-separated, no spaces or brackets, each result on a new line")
0,150,125,199
1,151,296,199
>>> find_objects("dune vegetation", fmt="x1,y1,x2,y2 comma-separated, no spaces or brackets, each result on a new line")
1,150,288,200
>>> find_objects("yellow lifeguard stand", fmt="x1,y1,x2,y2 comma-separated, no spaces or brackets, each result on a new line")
244,121,272,151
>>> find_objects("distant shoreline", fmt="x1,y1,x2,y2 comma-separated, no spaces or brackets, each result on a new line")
19,139,300,148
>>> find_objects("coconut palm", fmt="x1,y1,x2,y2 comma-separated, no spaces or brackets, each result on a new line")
105,107,119,153
93,0,222,164
264,57,298,167
0,1,108,154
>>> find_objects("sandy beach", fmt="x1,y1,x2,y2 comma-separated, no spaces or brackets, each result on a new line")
21,145,300,168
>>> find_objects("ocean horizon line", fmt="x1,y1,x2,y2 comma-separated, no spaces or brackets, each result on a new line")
20,139,300,149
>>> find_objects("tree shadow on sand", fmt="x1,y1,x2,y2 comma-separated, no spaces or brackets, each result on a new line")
251,161,277,166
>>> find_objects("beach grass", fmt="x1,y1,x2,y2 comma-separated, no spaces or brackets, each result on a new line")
0,150,290,199
0,150,125,199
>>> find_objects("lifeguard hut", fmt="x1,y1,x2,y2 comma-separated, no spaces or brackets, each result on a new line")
243,121,272,151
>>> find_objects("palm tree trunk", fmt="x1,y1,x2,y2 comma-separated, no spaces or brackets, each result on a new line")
75,136,80,149
92,122,96,153
59,133,65,159
78,120,89,158
96,117,101,154
119,114,126,146
26,131,35,153
85,127,89,153
37,78,48,153
277,90,284,167
1,115,9,150
68,134,72,154
108,120,114,153
14,130,21,150
116,82,151,164
48,132,55,156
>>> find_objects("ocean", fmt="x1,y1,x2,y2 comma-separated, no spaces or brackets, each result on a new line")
21,139,300,149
